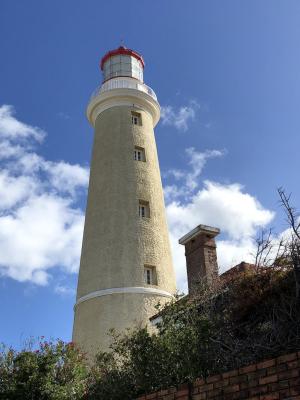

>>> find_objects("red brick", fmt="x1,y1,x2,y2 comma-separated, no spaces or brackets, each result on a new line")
223,384,240,394
290,377,300,387
230,374,247,385
279,369,299,380
260,393,279,400
268,383,281,394
278,380,289,389
207,388,222,398
193,394,206,400
225,391,248,400
137,353,300,400
277,352,297,364
249,370,267,380
277,363,288,373
259,374,278,385
175,389,189,398
214,378,229,389
267,367,277,375
246,379,259,389
194,378,205,387
288,360,300,369
199,384,213,393
162,395,174,400
239,363,257,374
279,388,290,398
232,390,249,399
290,387,300,396
257,359,276,370
158,389,169,396
222,369,238,379
206,374,221,383
146,393,158,399
249,385,268,396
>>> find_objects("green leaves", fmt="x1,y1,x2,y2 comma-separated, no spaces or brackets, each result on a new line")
1,268,299,400
89,268,300,399
0,340,88,400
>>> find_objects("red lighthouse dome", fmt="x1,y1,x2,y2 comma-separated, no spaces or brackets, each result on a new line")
100,46,144,82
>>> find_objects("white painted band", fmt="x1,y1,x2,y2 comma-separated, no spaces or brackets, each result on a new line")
75,286,174,307
86,87,160,127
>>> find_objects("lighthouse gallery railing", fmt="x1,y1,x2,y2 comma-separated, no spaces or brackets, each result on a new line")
90,77,157,102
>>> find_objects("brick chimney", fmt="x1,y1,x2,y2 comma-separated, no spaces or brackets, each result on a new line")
179,225,220,295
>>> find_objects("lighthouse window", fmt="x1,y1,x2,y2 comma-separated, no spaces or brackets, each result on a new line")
134,146,145,162
139,200,150,218
131,111,142,126
144,266,157,285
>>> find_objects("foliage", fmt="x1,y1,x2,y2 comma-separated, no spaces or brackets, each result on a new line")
0,339,88,400
2,270,297,400
88,267,300,399
1,275,299,400
1,189,299,399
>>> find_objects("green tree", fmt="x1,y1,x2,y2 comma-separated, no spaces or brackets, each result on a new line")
0,339,88,400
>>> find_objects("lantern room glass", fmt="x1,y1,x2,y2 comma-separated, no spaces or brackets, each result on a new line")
102,55,143,82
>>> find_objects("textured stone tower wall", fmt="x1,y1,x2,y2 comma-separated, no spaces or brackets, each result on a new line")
73,102,176,355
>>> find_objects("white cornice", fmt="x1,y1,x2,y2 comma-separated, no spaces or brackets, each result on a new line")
178,224,220,245
75,286,174,308
86,88,160,127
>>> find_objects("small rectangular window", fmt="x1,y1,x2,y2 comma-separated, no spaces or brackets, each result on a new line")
144,266,157,285
134,146,145,162
131,111,142,126
138,200,150,218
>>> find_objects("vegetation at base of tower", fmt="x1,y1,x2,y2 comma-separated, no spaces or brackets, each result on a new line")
85,188,300,399
0,339,88,399
1,189,299,400
87,267,300,399
1,267,299,399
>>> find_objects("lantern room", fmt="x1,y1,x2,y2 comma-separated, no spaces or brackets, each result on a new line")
100,46,145,83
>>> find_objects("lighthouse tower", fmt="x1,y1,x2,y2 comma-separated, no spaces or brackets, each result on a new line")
73,46,177,356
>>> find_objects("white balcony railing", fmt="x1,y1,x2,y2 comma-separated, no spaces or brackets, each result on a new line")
90,77,157,102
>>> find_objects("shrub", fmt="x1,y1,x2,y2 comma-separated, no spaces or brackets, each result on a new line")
0,339,88,400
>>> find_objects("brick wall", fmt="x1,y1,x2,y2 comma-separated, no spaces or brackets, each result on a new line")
135,352,300,400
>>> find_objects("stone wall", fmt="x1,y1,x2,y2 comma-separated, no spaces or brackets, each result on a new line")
136,352,300,400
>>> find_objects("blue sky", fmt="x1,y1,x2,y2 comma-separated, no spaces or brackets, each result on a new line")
1,1,299,348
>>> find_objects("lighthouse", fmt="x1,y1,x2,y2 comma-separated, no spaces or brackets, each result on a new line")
73,46,177,356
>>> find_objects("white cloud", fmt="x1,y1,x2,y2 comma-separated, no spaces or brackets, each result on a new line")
0,104,276,299
0,105,45,142
54,284,76,296
185,148,224,191
164,150,275,292
166,180,274,246
160,101,200,132
45,161,89,195
0,105,88,286
0,140,24,159
0,172,36,209
164,148,225,202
